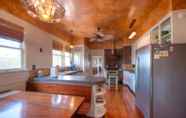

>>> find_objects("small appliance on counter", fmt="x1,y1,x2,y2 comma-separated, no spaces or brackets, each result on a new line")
37,70,44,77
122,64,135,72
50,67,58,78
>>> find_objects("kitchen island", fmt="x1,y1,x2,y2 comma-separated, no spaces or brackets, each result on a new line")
27,75,106,117
27,75,105,101
31,75,105,86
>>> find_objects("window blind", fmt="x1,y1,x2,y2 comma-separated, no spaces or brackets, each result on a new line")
0,18,24,42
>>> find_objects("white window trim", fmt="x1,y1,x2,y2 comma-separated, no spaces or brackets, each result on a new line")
64,52,71,67
52,50,63,67
0,41,24,71
0,68,27,74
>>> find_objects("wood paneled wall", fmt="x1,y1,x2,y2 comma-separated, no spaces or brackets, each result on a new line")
172,0,186,10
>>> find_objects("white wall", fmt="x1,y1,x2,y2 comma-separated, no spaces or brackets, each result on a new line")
24,28,52,70
0,71,28,92
0,10,68,91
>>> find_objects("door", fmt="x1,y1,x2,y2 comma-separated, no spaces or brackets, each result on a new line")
92,56,104,76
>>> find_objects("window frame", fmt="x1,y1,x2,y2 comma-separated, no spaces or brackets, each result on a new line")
64,52,71,67
52,50,63,67
0,38,24,72
73,52,81,66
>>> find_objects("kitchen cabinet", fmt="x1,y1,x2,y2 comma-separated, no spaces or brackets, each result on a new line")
123,46,132,64
123,70,135,93
150,16,172,45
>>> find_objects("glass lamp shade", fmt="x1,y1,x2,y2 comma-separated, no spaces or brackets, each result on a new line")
22,0,65,23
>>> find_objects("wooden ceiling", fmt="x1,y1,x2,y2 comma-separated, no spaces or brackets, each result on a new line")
0,0,186,48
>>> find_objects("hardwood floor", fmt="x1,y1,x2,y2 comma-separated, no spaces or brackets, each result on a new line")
76,86,143,118
104,86,143,118
28,81,143,118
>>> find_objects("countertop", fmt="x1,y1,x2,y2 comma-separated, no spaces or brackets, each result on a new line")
32,75,106,86
123,69,135,73
123,64,135,73
60,70,82,75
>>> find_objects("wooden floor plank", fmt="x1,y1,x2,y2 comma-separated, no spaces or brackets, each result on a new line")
104,86,143,118
76,86,143,118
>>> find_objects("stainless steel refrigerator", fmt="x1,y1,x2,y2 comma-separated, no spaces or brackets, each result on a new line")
136,44,186,118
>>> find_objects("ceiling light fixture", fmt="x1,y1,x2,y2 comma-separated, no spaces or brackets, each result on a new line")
22,0,65,23
129,31,136,39
70,45,74,49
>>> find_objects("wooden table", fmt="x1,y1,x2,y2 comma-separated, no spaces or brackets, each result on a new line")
0,91,84,118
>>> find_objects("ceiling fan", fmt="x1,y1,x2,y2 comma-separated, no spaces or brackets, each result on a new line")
88,27,114,42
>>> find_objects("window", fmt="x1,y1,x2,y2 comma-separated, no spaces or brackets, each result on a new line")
73,52,81,66
0,37,23,70
64,52,71,67
52,50,72,67
52,50,63,67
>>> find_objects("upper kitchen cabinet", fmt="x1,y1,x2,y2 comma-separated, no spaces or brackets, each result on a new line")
123,46,132,64
150,10,186,45
160,17,172,44
150,26,160,44
150,15,172,45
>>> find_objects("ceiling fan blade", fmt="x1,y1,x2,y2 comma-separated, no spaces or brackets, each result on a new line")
89,37,97,42
97,38,104,42
102,35,114,41
96,32,105,37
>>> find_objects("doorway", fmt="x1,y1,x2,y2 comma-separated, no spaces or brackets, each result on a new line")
92,56,104,76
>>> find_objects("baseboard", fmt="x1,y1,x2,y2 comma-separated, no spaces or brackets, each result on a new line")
123,84,135,96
